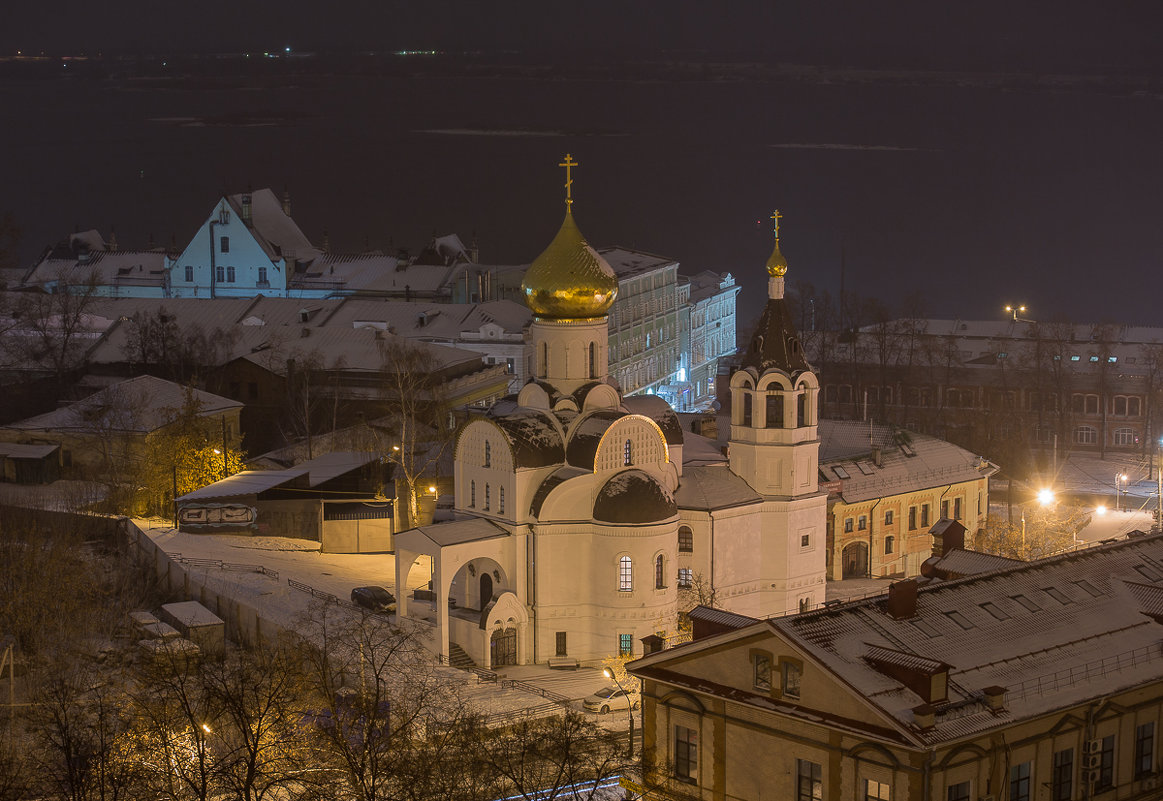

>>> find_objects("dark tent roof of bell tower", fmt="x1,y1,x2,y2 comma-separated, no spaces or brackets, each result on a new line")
739,297,811,376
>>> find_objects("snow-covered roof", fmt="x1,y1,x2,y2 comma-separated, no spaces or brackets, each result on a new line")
633,534,1163,748
3,375,240,435
231,326,484,374
777,535,1163,744
176,451,381,502
0,442,59,459
406,517,508,547
593,469,677,524
226,188,319,264
24,250,168,289
621,395,684,444
678,430,727,467
922,548,1025,580
487,407,566,468
292,252,399,294
596,247,678,280
161,601,224,628
820,424,997,503
673,465,761,511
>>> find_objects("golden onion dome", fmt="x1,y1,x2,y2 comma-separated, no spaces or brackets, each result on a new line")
522,212,618,319
766,237,788,277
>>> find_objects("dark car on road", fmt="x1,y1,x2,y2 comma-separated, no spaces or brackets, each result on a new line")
351,586,396,612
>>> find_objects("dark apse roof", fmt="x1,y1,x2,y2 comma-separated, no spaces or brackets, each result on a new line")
593,469,677,524
565,409,625,469
621,394,684,445
529,465,587,518
488,407,565,468
739,297,811,375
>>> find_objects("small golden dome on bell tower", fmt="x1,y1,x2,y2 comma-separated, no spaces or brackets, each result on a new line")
766,208,788,277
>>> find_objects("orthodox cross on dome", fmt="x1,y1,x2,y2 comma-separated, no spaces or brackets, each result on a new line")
559,153,579,212
771,208,782,241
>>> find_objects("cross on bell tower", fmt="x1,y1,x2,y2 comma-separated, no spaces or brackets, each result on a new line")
559,153,579,212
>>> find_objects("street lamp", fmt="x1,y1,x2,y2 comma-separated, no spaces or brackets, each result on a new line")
1037,488,1054,506
1004,304,1027,321
1115,473,1128,512
603,667,635,758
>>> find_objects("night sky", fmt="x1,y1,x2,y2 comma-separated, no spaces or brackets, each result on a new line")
4,2,1163,328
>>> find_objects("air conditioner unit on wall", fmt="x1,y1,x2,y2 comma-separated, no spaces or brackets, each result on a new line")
1085,738,1103,754
1142,776,1159,791
1083,768,1100,783
1084,754,1102,769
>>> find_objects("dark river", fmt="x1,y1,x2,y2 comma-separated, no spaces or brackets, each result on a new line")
3,65,1162,326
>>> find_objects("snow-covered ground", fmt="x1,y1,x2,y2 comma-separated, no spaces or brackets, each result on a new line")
134,520,618,726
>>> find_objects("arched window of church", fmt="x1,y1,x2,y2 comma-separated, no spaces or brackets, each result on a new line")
470,481,476,507
766,393,784,428
742,393,753,427
541,342,548,374
623,439,633,466
589,342,597,379
484,484,490,510
655,554,665,589
619,556,632,591
499,486,505,514
797,392,807,427
484,441,491,468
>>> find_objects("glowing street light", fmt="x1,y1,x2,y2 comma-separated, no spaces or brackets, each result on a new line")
603,667,635,758
1037,488,1055,506
1115,473,1128,511
1096,504,1108,515
1004,304,1028,321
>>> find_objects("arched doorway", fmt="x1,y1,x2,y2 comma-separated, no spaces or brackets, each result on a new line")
479,573,494,607
490,627,517,666
842,542,869,578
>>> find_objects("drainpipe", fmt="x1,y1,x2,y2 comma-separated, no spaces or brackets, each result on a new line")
530,525,537,664
209,218,219,299
868,497,882,578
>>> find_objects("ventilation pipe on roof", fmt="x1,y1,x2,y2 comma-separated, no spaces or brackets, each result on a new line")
108,227,118,252
281,187,291,217
640,634,665,655
872,446,882,468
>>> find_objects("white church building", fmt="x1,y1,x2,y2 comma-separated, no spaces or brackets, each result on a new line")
394,164,825,668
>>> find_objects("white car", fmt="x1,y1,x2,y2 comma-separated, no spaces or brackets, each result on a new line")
582,686,639,714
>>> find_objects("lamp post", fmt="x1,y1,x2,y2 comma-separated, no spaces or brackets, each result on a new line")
1115,473,1128,512
1004,304,1027,322
603,667,635,758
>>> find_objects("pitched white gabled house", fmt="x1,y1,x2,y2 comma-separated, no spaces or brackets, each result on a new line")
167,188,319,298
391,172,826,670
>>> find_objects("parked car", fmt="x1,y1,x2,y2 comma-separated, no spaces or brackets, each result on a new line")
582,686,639,714
351,586,396,612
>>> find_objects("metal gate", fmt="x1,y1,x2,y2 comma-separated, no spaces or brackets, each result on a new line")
490,627,517,666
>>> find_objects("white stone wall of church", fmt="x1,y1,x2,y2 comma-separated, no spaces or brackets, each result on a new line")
532,521,677,663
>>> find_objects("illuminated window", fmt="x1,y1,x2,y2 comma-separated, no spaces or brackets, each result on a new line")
623,439,633,466
655,554,665,589
619,556,632,591
618,633,632,656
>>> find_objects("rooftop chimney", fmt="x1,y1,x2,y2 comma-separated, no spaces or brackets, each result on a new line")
983,685,1007,712
912,703,936,731
886,579,918,620
241,194,252,222
640,634,666,655
872,446,882,467
281,187,292,216
107,227,118,252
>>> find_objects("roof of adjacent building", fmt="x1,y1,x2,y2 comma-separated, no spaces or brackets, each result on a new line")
922,548,1026,580
176,451,381,502
24,248,168,289
673,465,761,511
2,375,241,435
595,247,677,281
635,535,1163,749
819,421,998,503
407,517,509,547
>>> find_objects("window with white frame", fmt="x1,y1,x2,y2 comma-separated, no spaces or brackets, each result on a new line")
677,568,692,588
618,556,632,592
1075,425,1098,445
1114,427,1137,446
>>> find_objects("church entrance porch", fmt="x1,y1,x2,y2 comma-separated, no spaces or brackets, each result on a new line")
490,626,517,666
842,542,869,578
